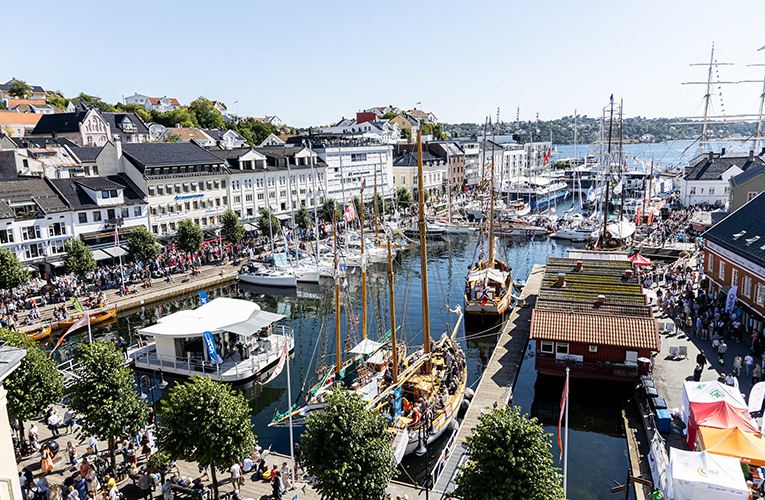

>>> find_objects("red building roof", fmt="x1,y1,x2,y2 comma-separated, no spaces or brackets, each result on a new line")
530,309,659,351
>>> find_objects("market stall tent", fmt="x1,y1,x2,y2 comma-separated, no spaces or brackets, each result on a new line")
681,380,747,425
687,401,759,450
669,448,748,500
628,253,652,266
697,426,765,466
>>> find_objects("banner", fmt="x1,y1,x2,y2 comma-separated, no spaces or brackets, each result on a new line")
50,313,90,355
647,429,669,497
558,369,569,462
749,381,765,414
393,387,402,417
257,340,290,385
725,286,738,313
198,291,209,305
70,297,83,313
343,202,357,222
202,331,223,364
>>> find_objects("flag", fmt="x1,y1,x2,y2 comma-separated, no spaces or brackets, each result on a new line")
199,291,209,305
635,206,642,224
587,186,596,202
203,331,223,364
114,226,119,248
342,277,348,291
70,296,83,313
759,45,765,51
50,313,90,355
610,93,614,103
361,178,366,192
558,369,569,462
301,485,306,495
543,148,551,163
480,285,490,306
613,181,623,195
343,202,357,222
257,340,290,385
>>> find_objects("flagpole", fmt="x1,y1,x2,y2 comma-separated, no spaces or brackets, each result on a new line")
564,367,569,499
86,306,92,343
286,339,295,489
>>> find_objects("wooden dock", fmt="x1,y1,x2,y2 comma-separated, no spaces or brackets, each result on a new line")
433,263,545,494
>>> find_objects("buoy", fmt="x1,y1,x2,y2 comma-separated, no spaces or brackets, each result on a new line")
464,388,475,400
461,399,471,412
447,418,458,432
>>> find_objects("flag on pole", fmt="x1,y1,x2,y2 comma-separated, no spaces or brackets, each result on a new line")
343,202,357,222
50,313,90,355
114,226,119,248
759,45,765,51
70,296,83,313
361,178,366,192
199,291,209,305
543,148,552,163
558,369,569,462
256,340,290,385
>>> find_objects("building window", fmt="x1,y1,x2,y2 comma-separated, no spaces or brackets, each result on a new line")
134,206,141,217
749,192,760,202
166,185,174,195
148,187,155,197
107,209,116,220
709,187,715,195
589,345,598,352
555,343,569,356
24,243,44,259
22,226,41,240
744,275,753,298
732,268,739,289
78,213,88,224
690,186,696,195
401,175,406,185
351,153,367,162
540,341,553,354
49,222,66,236
102,190,110,199
156,186,164,196
152,225,158,234
758,284,765,306
199,181,205,191
707,252,714,272
719,261,725,280
0,229,13,244
50,240,66,254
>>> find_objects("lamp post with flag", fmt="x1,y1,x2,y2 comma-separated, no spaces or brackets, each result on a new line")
559,367,570,497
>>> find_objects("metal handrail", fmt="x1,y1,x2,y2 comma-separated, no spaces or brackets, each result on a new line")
431,426,459,484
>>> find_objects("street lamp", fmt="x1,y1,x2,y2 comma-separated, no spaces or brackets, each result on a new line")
137,369,168,415
414,417,430,500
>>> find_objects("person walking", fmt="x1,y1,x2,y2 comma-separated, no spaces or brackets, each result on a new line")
734,355,743,376
696,350,707,370
161,479,173,500
138,470,152,500
745,354,754,375
718,340,728,365
270,471,283,500
754,363,762,385
67,441,78,467
40,445,54,475
693,364,703,381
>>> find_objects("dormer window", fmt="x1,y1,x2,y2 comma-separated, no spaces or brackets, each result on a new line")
746,236,761,246
733,231,747,240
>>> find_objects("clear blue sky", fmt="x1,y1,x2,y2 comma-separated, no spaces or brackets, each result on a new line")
5,0,765,127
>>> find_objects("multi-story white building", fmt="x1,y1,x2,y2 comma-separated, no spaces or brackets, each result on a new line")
524,140,552,174
456,138,481,187
320,120,400,145
480,138,527,187
680,149,765,207
392,151,445,197
124,94,181,112
311,138,394,205
96,140,230,239
212,146,327,221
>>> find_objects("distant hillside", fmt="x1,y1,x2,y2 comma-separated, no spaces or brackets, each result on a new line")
443,116,758,144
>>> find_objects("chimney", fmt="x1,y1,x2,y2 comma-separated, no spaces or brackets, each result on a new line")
750,150,755,161
556,273,566,288
597,295,606,304
575,260,583,271
708,151,714,161
721,147,726,156
761,147,765,156
175,123,181,129
114,135,122,160
51,131,57,139
625,269,633,278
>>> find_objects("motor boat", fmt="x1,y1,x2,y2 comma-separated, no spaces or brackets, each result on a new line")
238,262,297,287
551,227,596,241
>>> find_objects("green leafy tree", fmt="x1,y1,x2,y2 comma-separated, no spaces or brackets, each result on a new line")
413,188,430,203
374,193,387,214
46,90,69,111
125,226,160,264
150,108,198,128
220,209,245,244
69,341,146,474
420,122,434,136
156,376,257,500
235,119,278,146
76,93,116,112
296,204,311,230
352,195,362,222
320,198,340,223
175,219,204,254
433,123,447,141
454,406,563,500
115,103,151,122
0,247,29,291
380,112,397,120
0,329,63,453
401,128,411,141
188,97,225,129
63,238,97,278
396,187,413,208
0,102,7,110
257,208,281,239
301,390,395,500
8,80,32,99
160,132,182,142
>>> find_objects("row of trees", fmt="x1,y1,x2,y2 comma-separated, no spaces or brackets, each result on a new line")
1,325,562,500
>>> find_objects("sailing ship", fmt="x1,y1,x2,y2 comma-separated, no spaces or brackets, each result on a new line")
465,120,515,317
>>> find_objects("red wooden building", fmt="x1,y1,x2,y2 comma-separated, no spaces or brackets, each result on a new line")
529,256,660,380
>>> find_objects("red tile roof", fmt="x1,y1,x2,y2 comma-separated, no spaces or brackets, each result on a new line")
0,111,44,125
530,309,659,351
408,109,428,118
147,96,180,106
6,99,47,107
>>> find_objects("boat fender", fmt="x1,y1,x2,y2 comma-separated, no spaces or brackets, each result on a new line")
464,387,475,400
447,418,458,433
461,399,471,412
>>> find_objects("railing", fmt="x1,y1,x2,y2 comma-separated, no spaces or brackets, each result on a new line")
535,356,639,379
431,426,460,486
133,327,294,380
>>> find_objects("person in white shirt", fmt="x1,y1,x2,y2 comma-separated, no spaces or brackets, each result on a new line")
229,462,241,485
242,457,253,473
87,435,98,455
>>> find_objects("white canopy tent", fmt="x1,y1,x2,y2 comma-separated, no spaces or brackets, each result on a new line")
681,380,747,425
137,298,263,338
669,448,748,500
350,338,383,355
467,268,509,284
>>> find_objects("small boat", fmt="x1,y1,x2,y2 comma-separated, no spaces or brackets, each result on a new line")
28,326,52,342
238,262,297,287
57,308,117,330
550,227,596,241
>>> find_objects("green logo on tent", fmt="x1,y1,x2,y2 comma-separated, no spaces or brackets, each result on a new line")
710,389,724,399
694,384,705,390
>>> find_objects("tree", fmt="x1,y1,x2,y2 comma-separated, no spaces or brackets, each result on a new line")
156,376,256,500
46,90,69,111
63,238,97,278
401,128,411,141
69,341,146,474
175,219,204,254
420,122,434,136
188,97,225,129
320,198,340,223
352,196,363,222
374,193,387,214
301,390,395,500
8,80,32,99
150,108,197,128
125,226,160,264
115,103,151,122
0,247,28,291
235,119,278,146
453,406,563,500
220,209,245,244
296,204,311,230
76,93,116,112
0,329,63,453
396,187,413,208
380,112,397,120
412,188,430,203
433,123,447,141
257,208,281,239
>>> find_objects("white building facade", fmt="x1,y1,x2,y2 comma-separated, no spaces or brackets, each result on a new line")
312,140,394,205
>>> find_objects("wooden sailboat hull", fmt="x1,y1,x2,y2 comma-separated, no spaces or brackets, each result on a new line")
465,258,514,316
28,326,52,342
464,289,513,316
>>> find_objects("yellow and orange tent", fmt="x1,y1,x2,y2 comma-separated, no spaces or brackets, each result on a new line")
697,426,765,466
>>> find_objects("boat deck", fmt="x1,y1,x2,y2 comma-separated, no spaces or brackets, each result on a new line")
128,332,294,383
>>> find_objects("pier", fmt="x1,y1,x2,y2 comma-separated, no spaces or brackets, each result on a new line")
433,263,545,494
